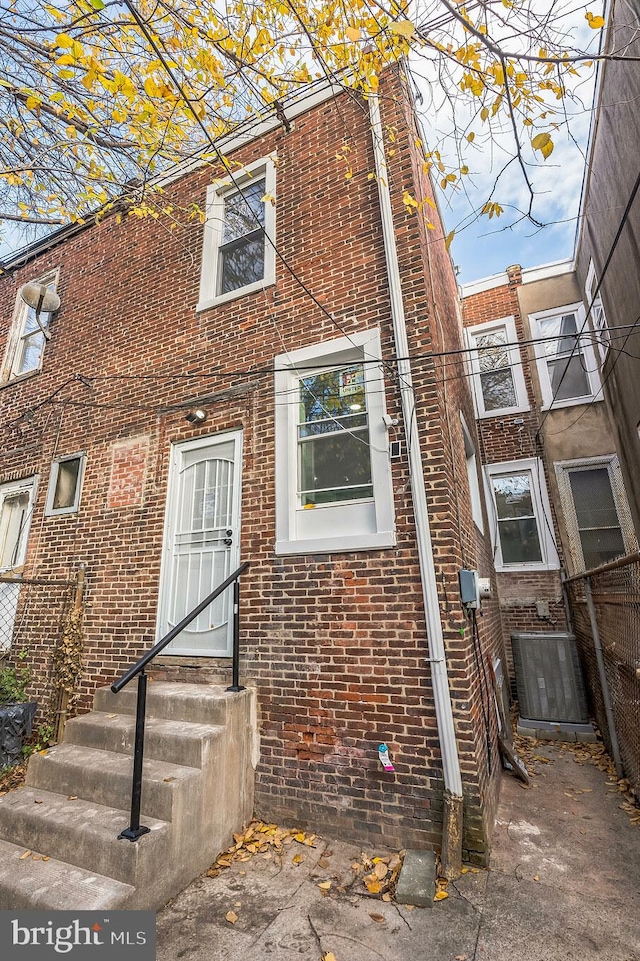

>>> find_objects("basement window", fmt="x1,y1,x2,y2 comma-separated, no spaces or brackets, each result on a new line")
45,454,85,516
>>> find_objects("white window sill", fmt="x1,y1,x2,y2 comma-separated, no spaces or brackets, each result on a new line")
540,396,602,411
0,368,41,389
275,531,396,556
478,404,530,419
196,277,275,312
494,561,560,573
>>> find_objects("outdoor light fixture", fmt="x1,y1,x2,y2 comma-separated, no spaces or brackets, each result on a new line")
185,409,207,424
19,281,61,340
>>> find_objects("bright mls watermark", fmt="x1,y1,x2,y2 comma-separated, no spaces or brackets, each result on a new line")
0,911,155,959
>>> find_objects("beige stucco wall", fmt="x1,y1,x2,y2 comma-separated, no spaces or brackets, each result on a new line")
516,270,625,574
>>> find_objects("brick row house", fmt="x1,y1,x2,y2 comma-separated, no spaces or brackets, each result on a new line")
462,259,637,675
0,63,507,896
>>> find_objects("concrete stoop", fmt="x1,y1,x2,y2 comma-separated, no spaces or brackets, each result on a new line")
0,682,257,910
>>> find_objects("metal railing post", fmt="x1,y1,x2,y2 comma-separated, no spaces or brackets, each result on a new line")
227,578,245,692
583,576,624,778
118,670,151,842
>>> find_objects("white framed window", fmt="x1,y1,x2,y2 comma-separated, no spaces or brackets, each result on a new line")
484,458,559,571
529,303,601,409
585,260,610,364
460,412,484,533
0,476,36,573
555,456,636,572
467,317,529,417
45,453,85,516
1,270,59,383
197,156,276,311
274,329,395,555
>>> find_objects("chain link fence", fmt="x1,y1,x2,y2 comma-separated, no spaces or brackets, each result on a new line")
0,575,79,730
565,552,640,795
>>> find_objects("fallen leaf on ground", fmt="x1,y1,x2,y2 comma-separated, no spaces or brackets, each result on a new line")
364,876,382,894
34,799,43,804
318,880,332,891
369,913,385,923
66,796,78,801
434,890,449,901
19,850,31,860
321,953,337,961
318,857,331,868
225,911,238,924
374,861,388,880
292,853,304,864
455,954,470,960
42,856,50,862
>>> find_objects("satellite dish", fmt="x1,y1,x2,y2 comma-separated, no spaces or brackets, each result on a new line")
19,282,61,315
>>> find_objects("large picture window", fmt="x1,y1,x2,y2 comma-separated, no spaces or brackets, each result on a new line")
275,330,395,555
198,157,276,310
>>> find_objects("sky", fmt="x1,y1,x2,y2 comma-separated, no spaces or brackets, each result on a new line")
411,2,602,285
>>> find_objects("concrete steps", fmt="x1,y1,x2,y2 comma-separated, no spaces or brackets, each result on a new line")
64,713,225,767
0,682,257,910
0,837,134,910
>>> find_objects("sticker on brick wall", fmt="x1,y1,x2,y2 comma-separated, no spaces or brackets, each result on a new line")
107,437,149,509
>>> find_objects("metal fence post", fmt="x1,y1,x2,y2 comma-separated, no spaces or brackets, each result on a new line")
583,576,624,778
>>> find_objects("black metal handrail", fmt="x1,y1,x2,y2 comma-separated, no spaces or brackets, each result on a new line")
111,560,250,841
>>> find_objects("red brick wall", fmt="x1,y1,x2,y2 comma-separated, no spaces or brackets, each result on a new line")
0,68,500,859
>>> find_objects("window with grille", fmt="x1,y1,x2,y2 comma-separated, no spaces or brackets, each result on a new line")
555,457,636,573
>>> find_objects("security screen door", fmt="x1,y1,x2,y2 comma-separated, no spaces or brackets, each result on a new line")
160,432,242,656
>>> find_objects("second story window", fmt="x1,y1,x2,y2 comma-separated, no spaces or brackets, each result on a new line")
530,303,600,408
197,157,276,311
467,316,529,417
2,270,58,383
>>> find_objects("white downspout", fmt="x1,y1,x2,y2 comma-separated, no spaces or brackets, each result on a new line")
368,92,464,803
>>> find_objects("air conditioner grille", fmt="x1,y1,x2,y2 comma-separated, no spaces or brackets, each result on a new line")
512,632,589,723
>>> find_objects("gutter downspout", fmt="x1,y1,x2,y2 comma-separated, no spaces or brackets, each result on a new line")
368,91,464,875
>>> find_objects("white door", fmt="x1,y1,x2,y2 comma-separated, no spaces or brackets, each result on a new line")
159,432,242,656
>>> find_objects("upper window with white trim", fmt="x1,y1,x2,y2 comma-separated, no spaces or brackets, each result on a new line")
467,317,529,417
529,303,600,408
275,329,395,555
485,458,559,571
585,260,610,364
555,456,636,572
197,157,276,310
2,270,58,383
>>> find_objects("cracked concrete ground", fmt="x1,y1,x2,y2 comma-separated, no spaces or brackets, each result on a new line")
156,744,640,961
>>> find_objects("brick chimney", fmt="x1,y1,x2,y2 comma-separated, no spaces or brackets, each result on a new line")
506,264,522,286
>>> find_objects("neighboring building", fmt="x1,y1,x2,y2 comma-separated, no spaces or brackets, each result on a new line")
573,0,640,535
462,259,637,668
0,66,505,862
